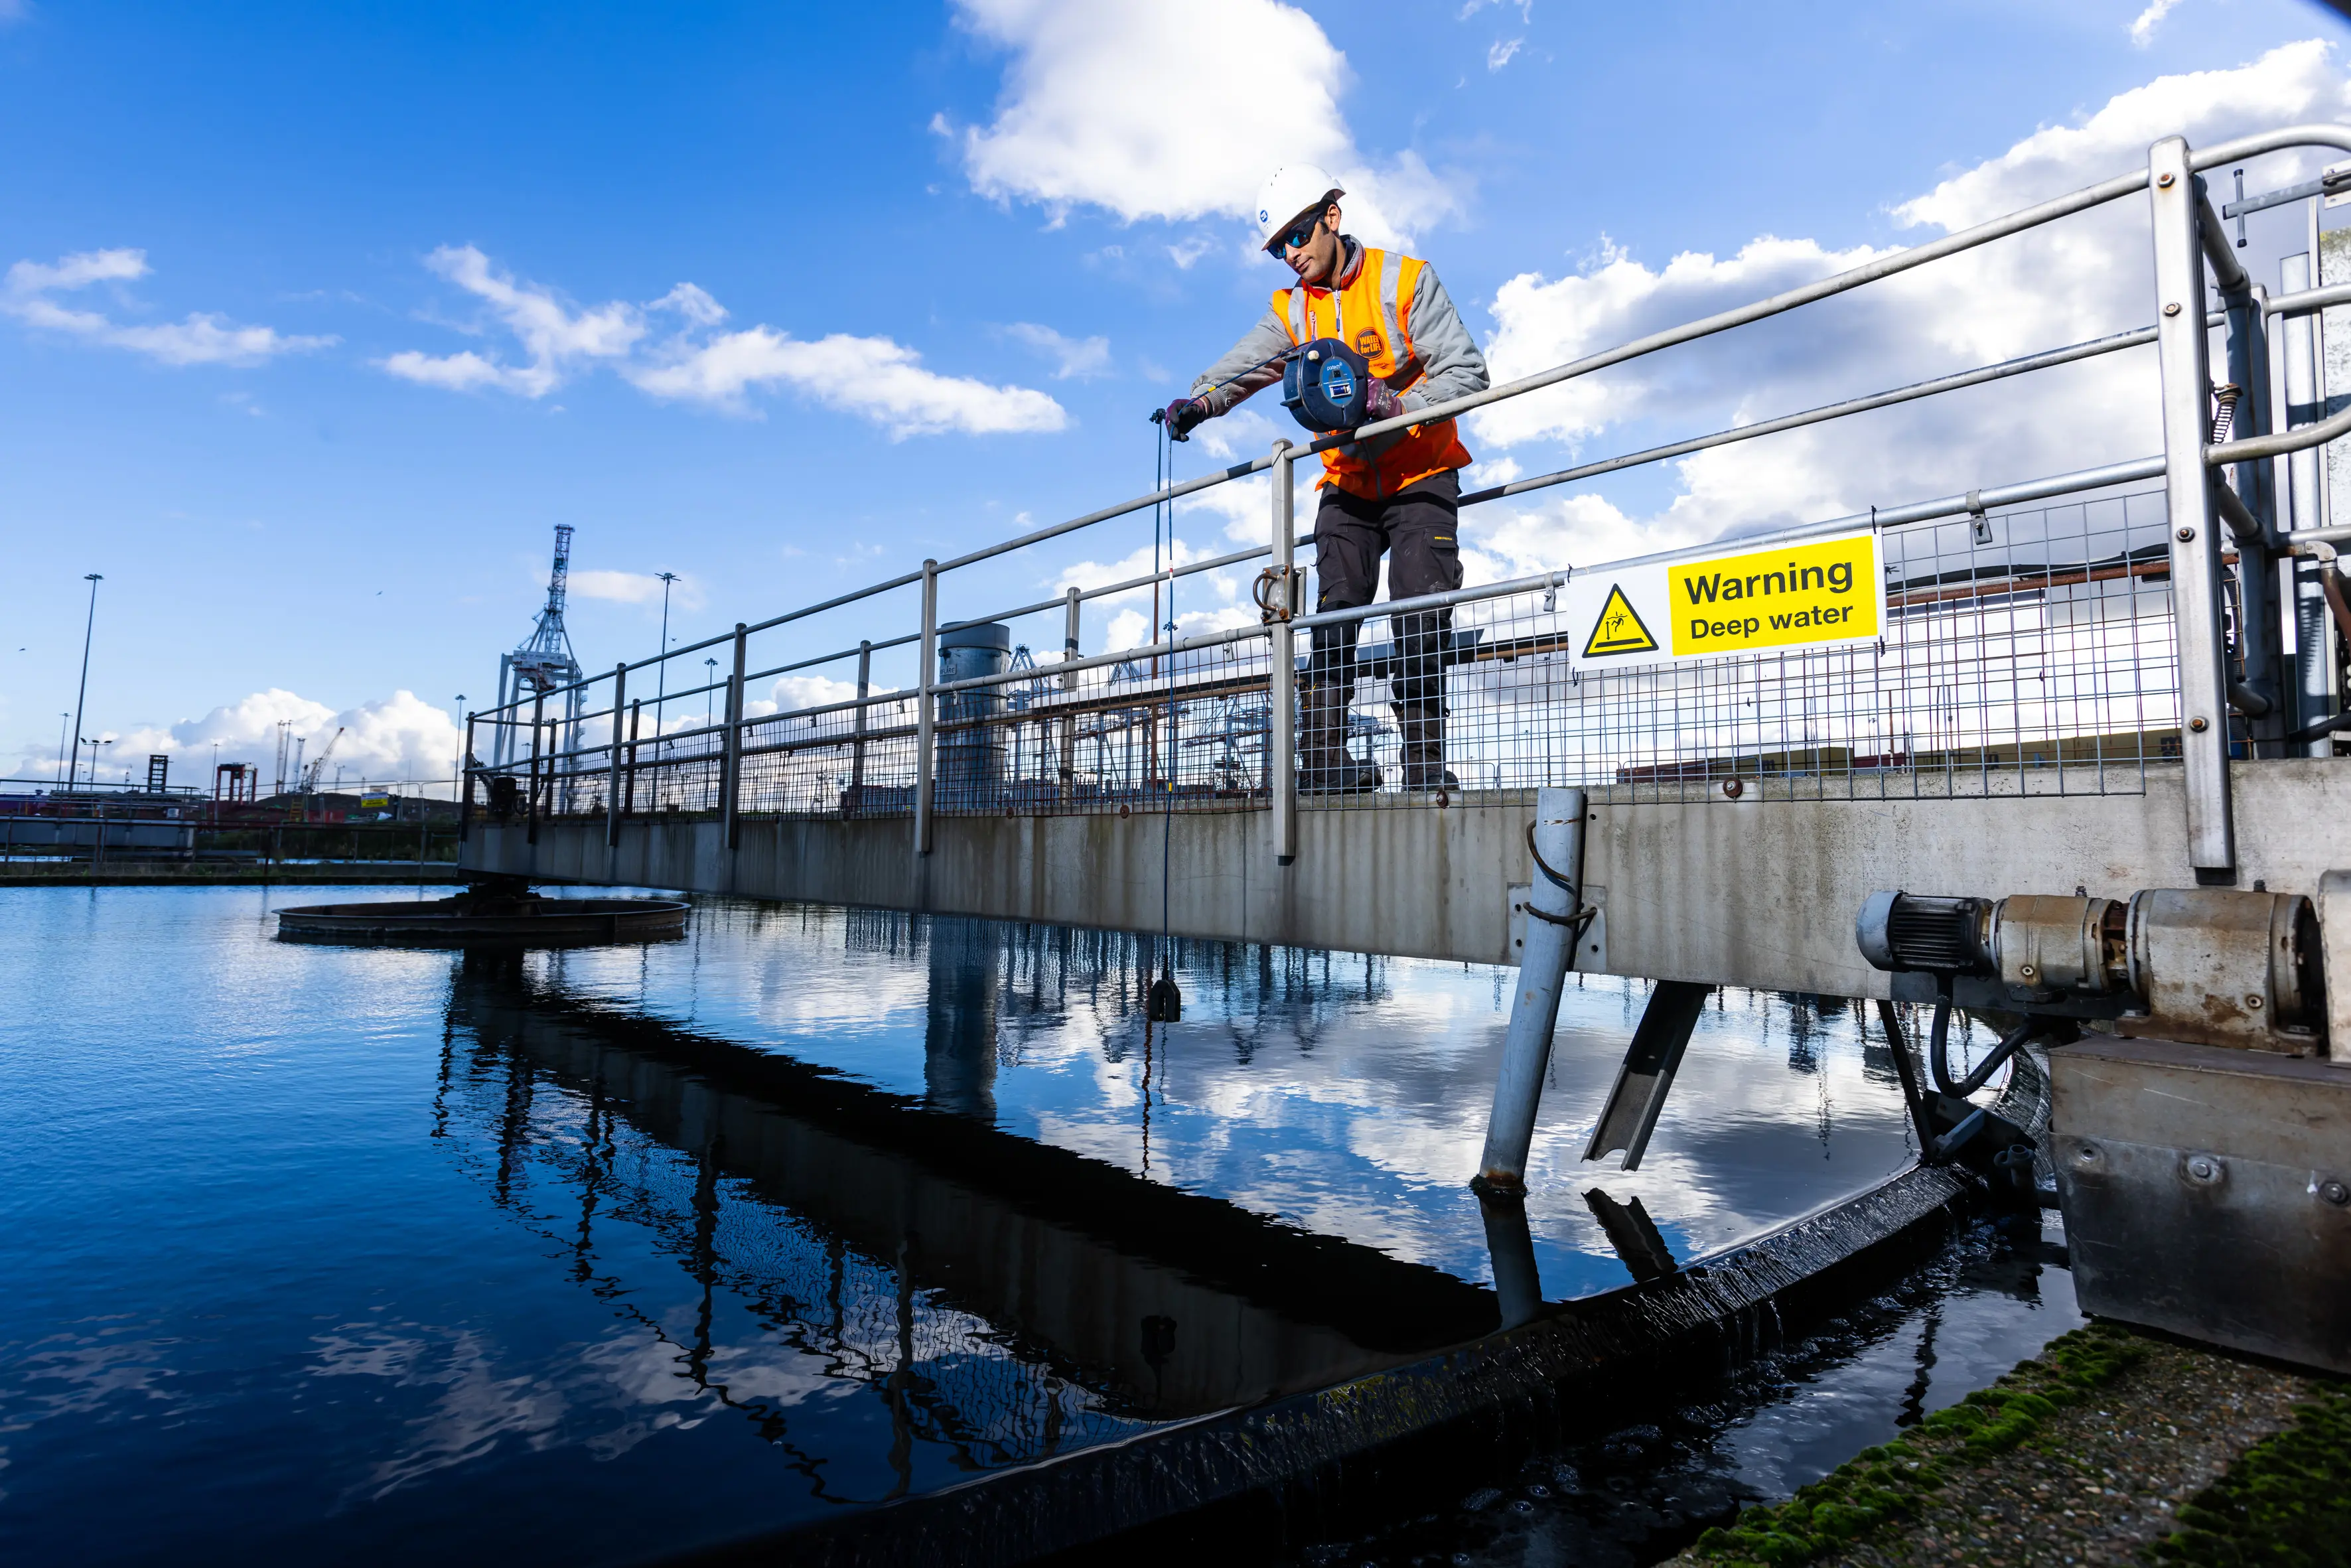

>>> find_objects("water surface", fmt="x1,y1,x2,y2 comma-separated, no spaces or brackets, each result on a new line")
0,885,2046,1565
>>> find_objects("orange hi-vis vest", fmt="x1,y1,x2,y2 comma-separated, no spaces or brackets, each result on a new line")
1275,246,1474,499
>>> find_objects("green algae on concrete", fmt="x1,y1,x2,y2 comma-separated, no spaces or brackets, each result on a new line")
1684,1324,2147,1567
2152,1379,2351,1568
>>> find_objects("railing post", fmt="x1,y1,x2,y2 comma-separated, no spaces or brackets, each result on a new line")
2149,135,2235,878
2279,249,2338,750
723,622,747,850
459,714,476,843
2224,270,2286,754
526,691,545,845
915,560,938,859
606,662,626,849
1269,440,1299,864
1060,587,1080,798
847,639,872,818
624,699,641,814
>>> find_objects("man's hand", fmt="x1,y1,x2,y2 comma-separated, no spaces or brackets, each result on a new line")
1158,397,1209,441
1362,381,1407,427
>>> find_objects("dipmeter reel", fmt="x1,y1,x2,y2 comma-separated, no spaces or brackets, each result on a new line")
1279,337,1373,433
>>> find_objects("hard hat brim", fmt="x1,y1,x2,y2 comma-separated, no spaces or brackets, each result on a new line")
1261,192,1342,253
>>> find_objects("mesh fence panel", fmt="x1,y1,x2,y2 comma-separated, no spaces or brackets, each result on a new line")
484,490,2182,821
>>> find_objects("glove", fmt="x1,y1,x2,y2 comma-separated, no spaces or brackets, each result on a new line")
1159,397,1210,441
1362,381,1407,426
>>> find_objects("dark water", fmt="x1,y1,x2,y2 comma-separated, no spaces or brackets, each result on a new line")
0,887,2079,1565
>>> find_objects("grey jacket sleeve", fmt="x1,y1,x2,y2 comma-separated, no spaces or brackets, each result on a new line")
1188,307,1295,416
1396,265,1488,416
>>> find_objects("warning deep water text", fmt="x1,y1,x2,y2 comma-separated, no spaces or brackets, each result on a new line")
1560,528,1884,670
1668,534,1879,656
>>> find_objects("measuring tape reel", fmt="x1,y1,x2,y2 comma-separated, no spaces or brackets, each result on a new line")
1279,336,1374,433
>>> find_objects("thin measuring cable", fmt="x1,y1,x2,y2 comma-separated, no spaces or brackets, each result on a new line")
1159,419,1177,950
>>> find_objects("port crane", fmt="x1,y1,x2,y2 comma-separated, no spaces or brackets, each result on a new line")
299,727,344,794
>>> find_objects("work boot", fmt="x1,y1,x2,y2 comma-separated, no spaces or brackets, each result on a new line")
1299,683,1382,794
1397,704,1458,793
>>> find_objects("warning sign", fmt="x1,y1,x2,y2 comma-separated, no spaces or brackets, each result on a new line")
1670,534,1880,655
1580,584,1658,658
1560,529,1884,669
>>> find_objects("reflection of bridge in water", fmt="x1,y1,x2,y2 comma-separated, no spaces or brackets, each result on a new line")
435,949,1494,1500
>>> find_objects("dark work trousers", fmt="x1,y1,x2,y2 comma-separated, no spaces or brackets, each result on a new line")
1307,470,1463,714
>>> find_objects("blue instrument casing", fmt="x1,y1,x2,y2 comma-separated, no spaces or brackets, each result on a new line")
1279,337,1373,433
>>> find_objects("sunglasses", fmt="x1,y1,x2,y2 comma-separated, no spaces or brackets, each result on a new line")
1270,216,1324,254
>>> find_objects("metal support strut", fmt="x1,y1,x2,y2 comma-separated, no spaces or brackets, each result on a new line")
1584,979,1715,1171
1474,786,1588,1194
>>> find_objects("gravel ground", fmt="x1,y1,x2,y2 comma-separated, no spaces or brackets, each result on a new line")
1812,1335,2313,1566
1674,1327,2328,1567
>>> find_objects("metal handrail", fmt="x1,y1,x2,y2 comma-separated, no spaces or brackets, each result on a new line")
471,121,2351,861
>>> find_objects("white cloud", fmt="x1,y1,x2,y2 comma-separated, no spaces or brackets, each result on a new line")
3,248,335,366
381,244,644,397
942,0,1460,247
1464,41,2351,561
1005,321,1111,379
2130,0,2182,48
73,689,467,794
569,569,702,607
386,246,1066,436
1488,37,1524,71
629,326,1068,435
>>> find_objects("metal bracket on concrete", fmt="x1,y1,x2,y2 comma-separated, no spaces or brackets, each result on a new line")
2320,869,2351,1064
1583,979,1715,1171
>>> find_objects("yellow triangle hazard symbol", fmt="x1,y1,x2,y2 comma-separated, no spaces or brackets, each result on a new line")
1581,583,1659,658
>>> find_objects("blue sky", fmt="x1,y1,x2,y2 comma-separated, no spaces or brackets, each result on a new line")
4,0,2347,788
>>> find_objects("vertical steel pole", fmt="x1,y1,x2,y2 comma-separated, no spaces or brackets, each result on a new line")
459,714,476,843
848,639,872,817
606,662,626,848
2281,250,2338,749
1060,587,1080,796
723,622,747,849
2224,271,2285,753
1269,440,1299,865
624,699,641,814
915,561,938,859
526,691,545,845
2149,137,2235,877
1475,785,1587,1193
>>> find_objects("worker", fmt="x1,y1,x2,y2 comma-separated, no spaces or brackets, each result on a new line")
1161,165,1490,792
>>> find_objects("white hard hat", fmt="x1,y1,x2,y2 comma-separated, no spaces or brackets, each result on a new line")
1256,165,1344,251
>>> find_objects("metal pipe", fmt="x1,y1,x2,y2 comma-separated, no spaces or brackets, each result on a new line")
723,622,747,850
2264,281,2351,318
2198,187,2251,293
1313,163,2159,463
624,699,640,816
1269,441,1298,864
526,690,545,846
1461,324,2167,508
847,640,871,818
458,714,476,843
606,661,625,849
1476,786,1588,1194
2150,135,2236,875
914,561,938,859
1059,589,1080,797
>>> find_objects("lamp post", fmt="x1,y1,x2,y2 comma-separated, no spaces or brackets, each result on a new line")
705,657,718,725
54,713,69,785
452,695,466,802
66,574,101,792
654,571,677,760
